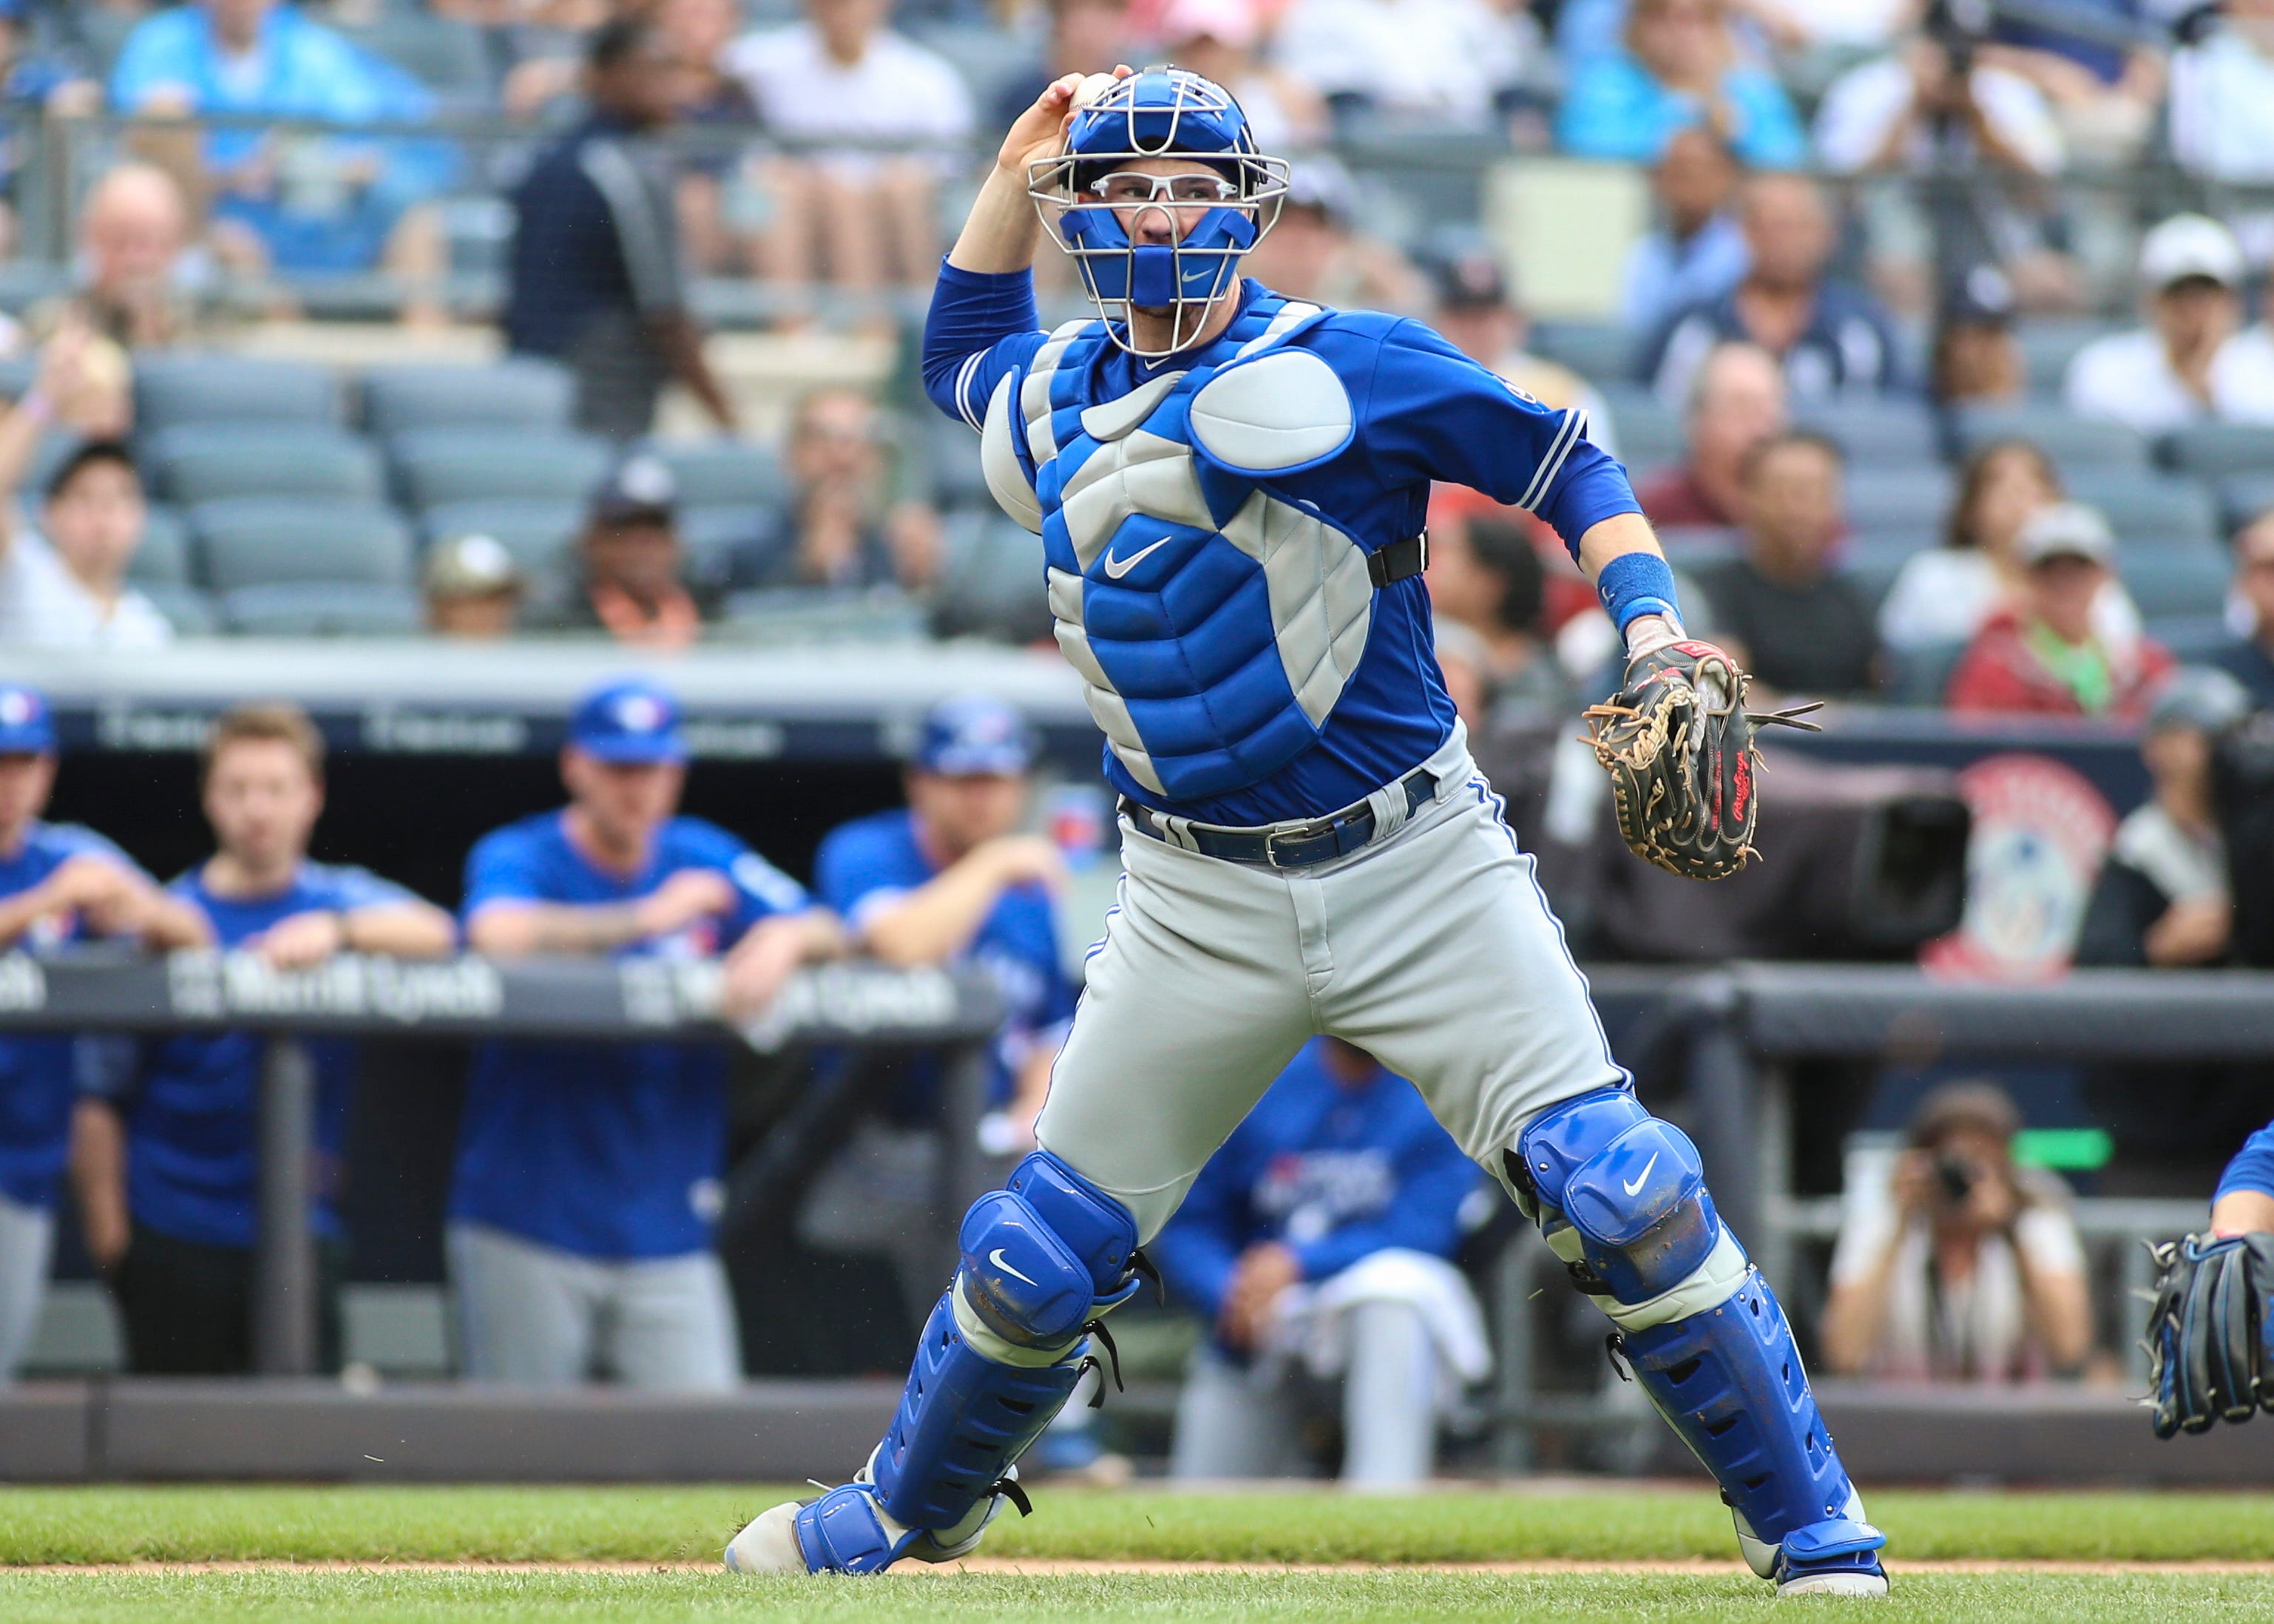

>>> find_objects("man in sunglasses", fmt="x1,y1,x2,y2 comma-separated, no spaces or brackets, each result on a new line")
725,66,1887,1598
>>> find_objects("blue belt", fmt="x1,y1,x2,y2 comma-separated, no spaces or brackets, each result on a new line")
1122,766,1438,870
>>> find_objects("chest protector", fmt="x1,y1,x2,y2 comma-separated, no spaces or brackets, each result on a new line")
981,294,1370,802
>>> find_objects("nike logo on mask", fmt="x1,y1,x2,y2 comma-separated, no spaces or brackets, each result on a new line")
1103,538,1172,578
1622,1152,1659,1197
988,1248,1039,1286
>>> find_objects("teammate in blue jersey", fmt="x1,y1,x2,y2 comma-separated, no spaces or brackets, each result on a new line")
0,685,207,1381
72,703,456,1375
728,67,1889,1594
1154,1038,1484,1484
2215,1126,2274,1234
815,696,1076,1136
451,678,844,1390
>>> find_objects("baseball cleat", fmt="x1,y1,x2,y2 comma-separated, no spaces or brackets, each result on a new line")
722,1500,808,1574
1772,1517,1889,1597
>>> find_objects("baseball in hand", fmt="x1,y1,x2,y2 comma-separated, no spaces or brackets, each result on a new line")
1072,72,1120,110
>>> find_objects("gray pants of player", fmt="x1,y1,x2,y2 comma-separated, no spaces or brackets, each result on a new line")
447,1223,741,1392
1037,741,1625,1243
1171,1299,1439,1485
0,1192,53,1383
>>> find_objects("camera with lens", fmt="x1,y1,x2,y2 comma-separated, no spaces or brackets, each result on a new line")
1925,0,1994,75
1933,1155,1975,1205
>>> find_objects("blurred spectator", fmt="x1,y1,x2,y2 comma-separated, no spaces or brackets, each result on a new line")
1238,156,1426,315
1983,1,2165,167
527,454,718,646
1431,615,1492,730
1427,240,1619,459
42,162,201,352
754,389,940,592
422,532,524,640
1929,269,2028,407
1821,1081,2092,1382
725,0,973,298
0,685,206,1382
1424,511,1574,717
992,0,1133,133
1159,0,1327,152
660,0,762,277
450,678,842,1388
2065,214,2274,436
2215,512,2274,706
1555,0,1807,169
504,18,739,441
109,0,452,316
1696,430,1880,697
1946,501,2174,717
0,440,172,650
1275,0,1531,130
433,0,610,122
1642,172,1906,406
2077,667,2253,969
1743,0,1917,50
2170,0,2274,183
73,703,456,1376
1618,124,1749,338
1154,1038,1488,1484
1637,338,1787,529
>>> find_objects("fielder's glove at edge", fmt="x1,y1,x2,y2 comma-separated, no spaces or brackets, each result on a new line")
2146,1231,2274,1438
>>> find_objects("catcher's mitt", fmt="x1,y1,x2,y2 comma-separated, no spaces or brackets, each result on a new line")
1581,640,1821,882
2145,1231,2274,1438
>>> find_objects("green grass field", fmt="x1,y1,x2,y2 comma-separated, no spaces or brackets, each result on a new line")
3,1485,2271,1622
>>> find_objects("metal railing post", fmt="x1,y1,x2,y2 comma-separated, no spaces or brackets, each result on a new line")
254,1035,318,1376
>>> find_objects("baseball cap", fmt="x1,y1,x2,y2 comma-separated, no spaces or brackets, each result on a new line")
2014,501,2114,568
915,695,1038,777
1159,0,1259,49
423,533,523,600
0,684,53,754
588,453,678,527
1429,240,1510,314
2139,213,2244,293
569,677,686,764
2148,666,2252,735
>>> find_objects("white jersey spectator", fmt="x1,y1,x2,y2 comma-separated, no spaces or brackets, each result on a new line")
724,8,972,170
1815,54,2065,178
1273,0,1529,128
2168,3,2274,183
2065,214,2274,436
0,443,172,651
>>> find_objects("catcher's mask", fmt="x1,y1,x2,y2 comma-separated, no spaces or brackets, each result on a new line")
1027,67,1290,359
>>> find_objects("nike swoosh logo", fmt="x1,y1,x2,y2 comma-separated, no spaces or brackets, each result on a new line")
1103,538,1171,579
1622,1153,1659,1197
988,1248,1039,1287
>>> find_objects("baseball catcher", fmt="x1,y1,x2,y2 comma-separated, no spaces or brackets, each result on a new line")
2148,1121,2274,1436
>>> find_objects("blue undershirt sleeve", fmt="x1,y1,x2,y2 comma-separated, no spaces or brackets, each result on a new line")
921,260,1048,429
2215,1123,2274,1205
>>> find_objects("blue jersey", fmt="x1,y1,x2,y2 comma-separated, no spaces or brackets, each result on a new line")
924,265,1640,827
2217,1123,2274,1206
1150,1040,1480,1337
450,811,809,1259
0,823,149,1211
110,862,419,1249
814,809,1076,1110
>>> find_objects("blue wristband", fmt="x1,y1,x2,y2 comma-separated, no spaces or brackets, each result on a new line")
1595,550,1683,636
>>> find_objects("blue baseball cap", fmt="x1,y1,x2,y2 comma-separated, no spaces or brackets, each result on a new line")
0,685,55,754
568,677,686,764
915,695,1038,777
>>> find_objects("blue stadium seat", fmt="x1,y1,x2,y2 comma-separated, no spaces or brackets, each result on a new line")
138,582,219,637
679,504,780,591
2116,539,2230,620
1529,322,1634,384
1844,535,1932,614
1886,638,1969,706
146,423,385,505
1845,464,1955,537
655,440,791,510
1951,405,2148,473
2015,319,2120,397
388,427,611,509
2062,470,2219,547
191,498,416,592
135,356,342,431
2146,615,2239,662
363,359,574,438
221,583,424,637
2164,422,2274,480
336,11,493,104
1797,399,1940,467
129,505,192,586
419,498,583,576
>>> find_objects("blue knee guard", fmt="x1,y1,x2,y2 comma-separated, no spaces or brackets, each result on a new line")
1512,1089,1884,1584
867,1151,1142,1535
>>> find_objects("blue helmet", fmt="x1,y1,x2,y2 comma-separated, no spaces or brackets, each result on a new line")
1028,67,1289,357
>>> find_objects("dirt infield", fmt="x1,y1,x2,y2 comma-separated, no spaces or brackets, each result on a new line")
19,1557,2274,1577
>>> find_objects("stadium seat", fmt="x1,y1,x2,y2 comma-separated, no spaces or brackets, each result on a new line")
655,440,791,510
134,355,342,431
932,511,1049,644
146,423,385,505
2014,319,2119,397
1796,398,1940,467
719,586,929,645
1886,638,1969,706
138,581,219,637
129,505,192,586
679,504,780,592
363,359,575,438
2164,422,2274,480
220,583,424,637
419,498,583,576
2116,539,2231,620
336,11,493,103
2217,473,2274,534
388,427,611,509
1529,321,1633,384
926,416,990,511
2062,470,2219,547
1845,465,1955,536
1844,535,1932,613
1595,384,1683,476
2145,615,2239,662
1950,405,2148,473
191,498,417,592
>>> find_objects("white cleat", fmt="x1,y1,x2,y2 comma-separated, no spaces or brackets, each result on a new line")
723,1500,807,1574
1776,1569,1891,1598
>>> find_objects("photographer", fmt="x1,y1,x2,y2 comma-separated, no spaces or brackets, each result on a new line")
1821,1083,2093,1383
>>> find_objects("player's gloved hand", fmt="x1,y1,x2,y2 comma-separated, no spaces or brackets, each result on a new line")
1582,629,1821,882
2145,1231,2274,1438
